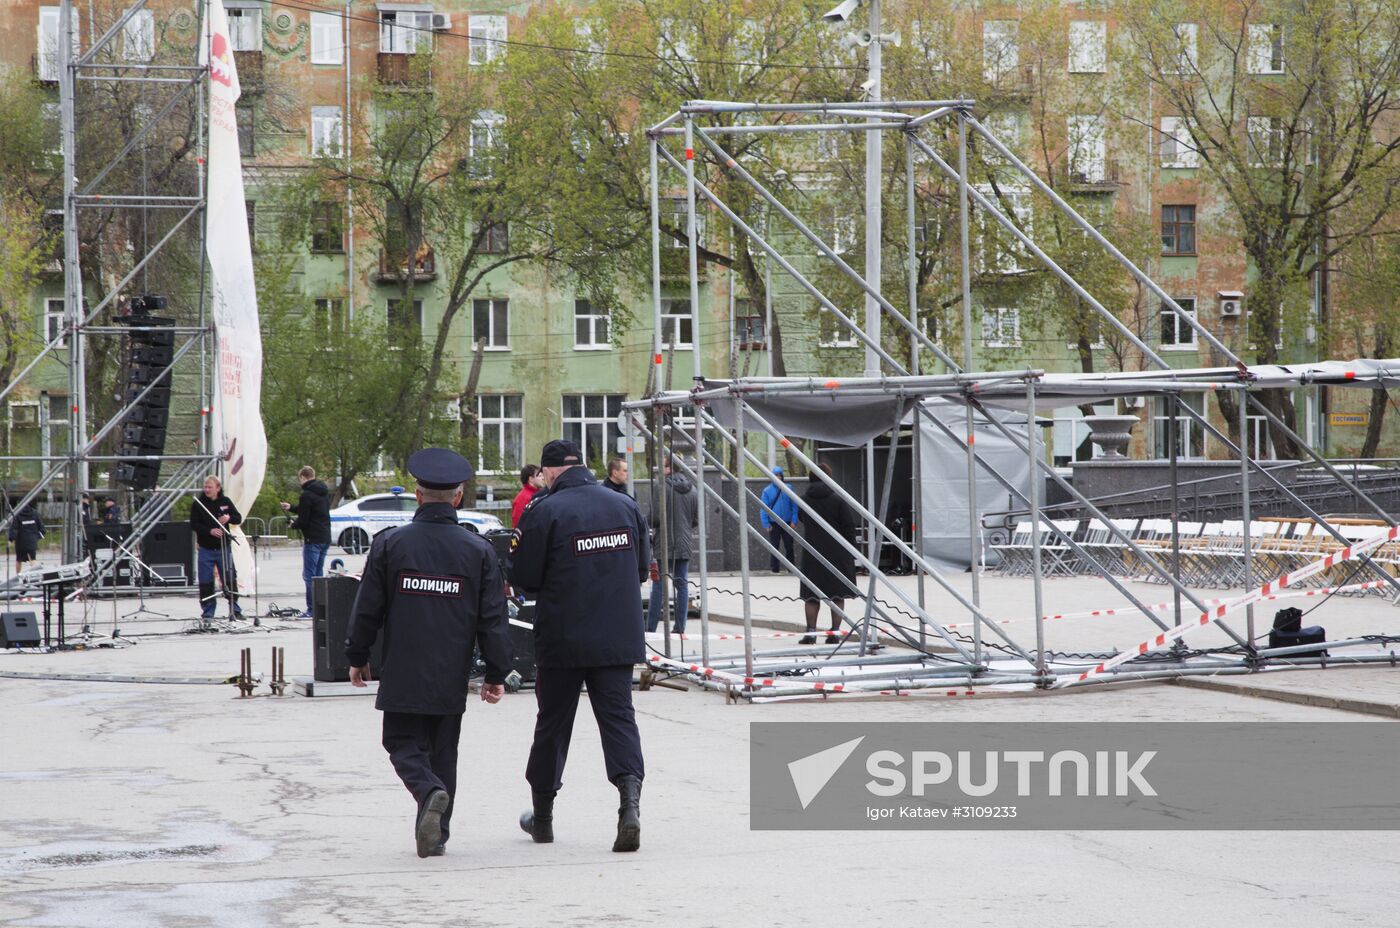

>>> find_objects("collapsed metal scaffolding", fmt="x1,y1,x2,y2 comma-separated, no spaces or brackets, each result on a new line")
632,98,1400,700
0,0,218,598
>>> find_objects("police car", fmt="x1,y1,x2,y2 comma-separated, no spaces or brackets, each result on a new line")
329,487,504,554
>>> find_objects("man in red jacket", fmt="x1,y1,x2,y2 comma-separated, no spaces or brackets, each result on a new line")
511,463,544,527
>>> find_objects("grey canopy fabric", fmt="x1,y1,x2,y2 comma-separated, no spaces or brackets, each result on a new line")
702,382,917,447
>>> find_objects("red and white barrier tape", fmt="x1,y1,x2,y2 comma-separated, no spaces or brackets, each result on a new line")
1059,526,1400,688
647,653,860,693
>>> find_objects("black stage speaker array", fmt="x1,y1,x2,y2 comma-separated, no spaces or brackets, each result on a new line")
313,575,383,682
1,612,42,648
115,298,174,491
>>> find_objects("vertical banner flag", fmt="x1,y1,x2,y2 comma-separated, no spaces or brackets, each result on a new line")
202,0,266,580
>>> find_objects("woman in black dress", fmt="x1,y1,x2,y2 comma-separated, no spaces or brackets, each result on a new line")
797,463,858,644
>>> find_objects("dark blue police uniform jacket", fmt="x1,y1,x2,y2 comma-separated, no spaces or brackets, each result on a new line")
509,466,650,669
345,502,512,714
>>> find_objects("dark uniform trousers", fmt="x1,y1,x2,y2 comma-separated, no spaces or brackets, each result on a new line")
382,711,463,842
525,665,645,794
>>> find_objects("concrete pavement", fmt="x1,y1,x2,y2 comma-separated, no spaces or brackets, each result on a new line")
2,545,1399,927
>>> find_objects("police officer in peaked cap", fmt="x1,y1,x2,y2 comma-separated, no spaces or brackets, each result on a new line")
510,438,651,852
346,447,513,859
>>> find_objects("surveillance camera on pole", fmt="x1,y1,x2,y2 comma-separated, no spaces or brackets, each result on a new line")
822,0,861,24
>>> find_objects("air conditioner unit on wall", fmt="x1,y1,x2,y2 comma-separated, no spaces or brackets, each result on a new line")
1219,290,1243,318
431,12,451,31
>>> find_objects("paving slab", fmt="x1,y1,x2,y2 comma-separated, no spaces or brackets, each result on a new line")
2,548,1399,928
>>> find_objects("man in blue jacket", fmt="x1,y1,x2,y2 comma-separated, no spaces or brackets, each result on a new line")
510,438,650,852
759,466,800,573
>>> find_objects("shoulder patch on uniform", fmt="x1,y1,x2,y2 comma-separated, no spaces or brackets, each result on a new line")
396,572,466,598
571,528,634,557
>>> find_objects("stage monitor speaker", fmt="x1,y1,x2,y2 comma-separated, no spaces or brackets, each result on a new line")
1,611,42,648
313,576,383,682
143,521,193,571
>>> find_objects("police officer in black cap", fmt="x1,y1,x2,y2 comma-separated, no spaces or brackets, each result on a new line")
510,438,650,852
346,447,513,859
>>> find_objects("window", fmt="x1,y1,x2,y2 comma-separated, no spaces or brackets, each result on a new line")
1153,394,1205,459
980,110,1021,164
574,299,610,348
1159,116,1197,168
818,307,857,348
472,298,509,349
313,298,346,334
122,9,154,61
45,298,67,348
562,395,626,466
1159,297,1197,349
469,14,506,65
311,11,343,64
311,201,344,253
1068,21,1106,73
982,307,1021,348
976,184,1032,273
1067,115,1106,183
36,7,77,82
1161,205,1196,255
736,311,766,349
469,112,503,174
1063,306,1105,350
360,496,415,512
311,106,343,157
983,20,1018,81
1248,23,1284,74
387,298,423,342
245,200,256,249
226,6,261,52
1170,23,1197,73
909,20,949,72
660,197,705,249
820,208,857,255
1248,116,1284,166
236,104,254,158
659,299,692,348
379,9,431,54
477,394,523,474
477,221,508,254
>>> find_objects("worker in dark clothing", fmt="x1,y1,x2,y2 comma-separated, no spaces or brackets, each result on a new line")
346,447,512,860
8,500,45,569
647,456,698,635
604,458,631,495
280,465,332,617
101,498,122,524
798,463,859,645
189,475,243,620
510,438,650,852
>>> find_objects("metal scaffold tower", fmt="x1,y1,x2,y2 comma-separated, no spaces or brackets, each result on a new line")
0,0,218,593
637,98,1400,700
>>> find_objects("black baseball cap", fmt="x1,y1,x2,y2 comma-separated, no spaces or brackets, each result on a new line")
540,439,583,467
407,447,473,490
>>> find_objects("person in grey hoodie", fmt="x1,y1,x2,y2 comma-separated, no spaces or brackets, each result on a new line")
647,456,698,635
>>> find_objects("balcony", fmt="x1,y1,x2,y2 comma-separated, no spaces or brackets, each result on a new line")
378,246,436,282
233,50,263,93
1068,160,1123,194
377,52,431,89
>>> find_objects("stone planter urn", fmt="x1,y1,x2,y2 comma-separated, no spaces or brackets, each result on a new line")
1082,414,1139,459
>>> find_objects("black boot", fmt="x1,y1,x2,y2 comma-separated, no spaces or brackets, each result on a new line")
519,790,554,843
612,775,642,853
